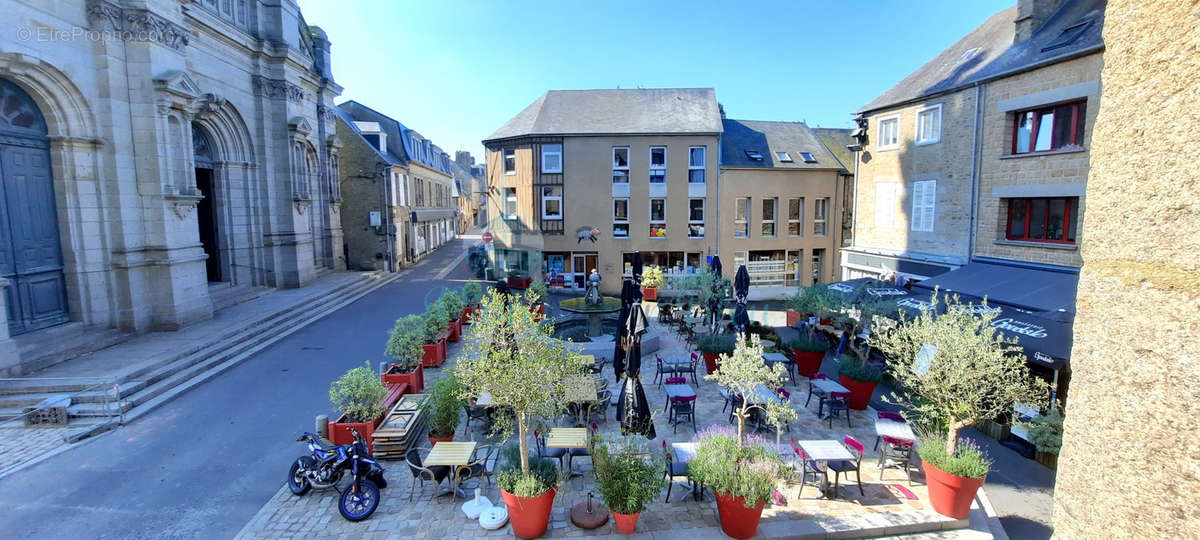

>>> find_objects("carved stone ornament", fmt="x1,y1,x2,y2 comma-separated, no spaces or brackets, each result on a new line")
87,0,190,51
166,193,204,220
252,75,306,104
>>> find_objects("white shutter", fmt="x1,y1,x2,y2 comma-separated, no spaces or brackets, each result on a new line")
910,181,936,232
876,183,895,228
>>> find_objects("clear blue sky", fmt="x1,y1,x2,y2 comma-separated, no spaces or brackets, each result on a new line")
298,0,1012,160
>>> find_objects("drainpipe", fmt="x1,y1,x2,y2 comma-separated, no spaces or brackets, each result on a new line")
377,162,395,271
967,82,983,264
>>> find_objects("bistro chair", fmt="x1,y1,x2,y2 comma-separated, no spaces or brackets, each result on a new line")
405,447,451,502
454,444,496,490
655,356,685,386
534,430,566,468
663,440,694,502
878,436,915,485
587,390,612,424
827,435,866,497
827,392,852,429
685,352,701,385
669,395,698,434
874,410,907,450
790,438,827,498
805,373,829,410
463,402,490,432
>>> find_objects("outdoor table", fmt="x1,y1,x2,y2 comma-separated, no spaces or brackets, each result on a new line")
745,383,784,405
563,375,599,425
671,442,703,501
547,427,589,477
797,439,854,499
763,352,796,385
875,417,915,443
426,441,478,498
663,383,696,411
809,379,851,417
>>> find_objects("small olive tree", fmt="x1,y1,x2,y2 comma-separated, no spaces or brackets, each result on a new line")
453,289,588,476
705,334,796,448
870,292,1049,455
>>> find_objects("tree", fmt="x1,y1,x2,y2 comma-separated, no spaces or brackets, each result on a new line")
704,334,796,448
870,292,1049,455
681,265,730,331
384,314,425,371
453,289,588,476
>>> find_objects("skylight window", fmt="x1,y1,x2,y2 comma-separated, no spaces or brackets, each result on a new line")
959,47,981,63
799,152,817,163
1042,20,1093,52
745,150,764,161
777,152,793,162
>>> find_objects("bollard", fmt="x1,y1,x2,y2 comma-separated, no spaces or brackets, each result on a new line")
315,414,329,440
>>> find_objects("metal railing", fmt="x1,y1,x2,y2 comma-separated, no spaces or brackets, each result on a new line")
0,376,125,441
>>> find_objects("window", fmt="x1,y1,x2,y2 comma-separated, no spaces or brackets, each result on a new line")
649,147,666,183
799,152,817,163
910,181,936,232
916,104,942,145
1006,197,1079,244
612,147,630,184
1012,100,1086,154
541,186,562,220
1042,20,1093,52
788,198,804,236
541,144,562,173
613,198,629,238
875,183,897,228
761,198,777,237
811,248,826,285
777,152,793,162
734,197,749,238
688,146,706,183
745,149,764,161
877,115,900,150
503,148,515,174
649,198,666,238
813,197,829,236
688,198,705,238
503,187,517,220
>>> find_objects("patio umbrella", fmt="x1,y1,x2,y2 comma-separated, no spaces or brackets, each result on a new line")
709,255,723,277
611,279,634,382
631,252,644,301
733,265,751,333
617,291,656,440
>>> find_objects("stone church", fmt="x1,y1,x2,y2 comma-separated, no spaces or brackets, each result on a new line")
0,0,345,374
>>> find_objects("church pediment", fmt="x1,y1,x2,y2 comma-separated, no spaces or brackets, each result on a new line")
288,116,313,135
153,70,203,100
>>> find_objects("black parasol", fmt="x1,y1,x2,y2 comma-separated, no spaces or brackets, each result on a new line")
709,255,723,277
631,252,644,301
617,284,656,439
733,265,751,332
611,279,634,382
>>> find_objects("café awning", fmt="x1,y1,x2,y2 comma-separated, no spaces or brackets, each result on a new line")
912,261,1078,319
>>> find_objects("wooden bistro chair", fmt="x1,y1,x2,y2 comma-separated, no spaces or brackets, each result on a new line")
454,444,496,490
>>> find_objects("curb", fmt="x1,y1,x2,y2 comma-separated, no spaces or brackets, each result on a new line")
976,486,1010,539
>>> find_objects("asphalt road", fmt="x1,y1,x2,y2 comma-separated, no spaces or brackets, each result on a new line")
0,238,479,539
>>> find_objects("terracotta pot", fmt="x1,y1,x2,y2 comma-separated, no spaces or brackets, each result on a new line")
328,411,382,453
713,492,765,540
785,309,802,327
611,511,640,534
838,373,878,410
701,351,721,375
428,431,454,446
641,287,658,301
792,349,825,378
507,276,532,290
501,486,557,539
923,461,986,519
381,364,424,393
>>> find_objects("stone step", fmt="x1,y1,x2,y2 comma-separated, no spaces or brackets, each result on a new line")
0,381,147,408
14,324,133,377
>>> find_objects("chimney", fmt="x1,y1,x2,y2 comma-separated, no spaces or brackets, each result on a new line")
1015,0,1065,41
718,103,726,119
455,150,475,168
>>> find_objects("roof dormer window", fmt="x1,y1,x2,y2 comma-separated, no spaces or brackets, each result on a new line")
745,150,764,161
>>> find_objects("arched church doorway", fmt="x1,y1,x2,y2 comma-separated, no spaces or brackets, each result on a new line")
192,123,222,282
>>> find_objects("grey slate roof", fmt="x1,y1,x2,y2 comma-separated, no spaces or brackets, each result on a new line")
485,88,723,142
338,100,453,175
720,119,844,171
859,0,1105,114
811,127,856,173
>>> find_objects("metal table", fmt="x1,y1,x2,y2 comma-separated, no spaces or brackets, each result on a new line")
763,352,796,385
809,379,850,417
797,439,854,498
875,418,915,442
671,442,702,501
547,427,589,476
425,441,478,499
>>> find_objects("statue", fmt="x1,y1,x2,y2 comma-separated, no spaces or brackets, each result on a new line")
584,268,602,305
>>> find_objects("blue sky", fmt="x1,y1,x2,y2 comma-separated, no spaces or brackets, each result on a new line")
298,0,1012,159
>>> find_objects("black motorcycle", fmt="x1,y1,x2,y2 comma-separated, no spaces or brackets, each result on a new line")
288,430,387,521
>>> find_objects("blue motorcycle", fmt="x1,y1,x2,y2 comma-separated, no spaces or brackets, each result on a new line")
288,430,387,521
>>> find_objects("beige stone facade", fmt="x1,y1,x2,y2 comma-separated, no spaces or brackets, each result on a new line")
1053,0,1200,535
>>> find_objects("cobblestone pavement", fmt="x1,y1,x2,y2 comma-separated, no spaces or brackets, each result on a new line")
237,309,976,539
0,424,75,475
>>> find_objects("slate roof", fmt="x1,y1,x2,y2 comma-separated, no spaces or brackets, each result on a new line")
811,127,856,173
485,88,723,142
719,119,843,170
859,0,1105,114
338,100,452,175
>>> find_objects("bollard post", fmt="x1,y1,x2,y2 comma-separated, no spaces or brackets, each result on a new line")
315,414,329,440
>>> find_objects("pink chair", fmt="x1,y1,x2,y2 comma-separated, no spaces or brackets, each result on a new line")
877,410,905,422
669,395,697,434
664,377,686,385
827,435,865,497
790,438,826,498
827,391,851,428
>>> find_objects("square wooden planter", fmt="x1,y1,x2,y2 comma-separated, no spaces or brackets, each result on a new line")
446,317,462,342
507,276,532,289
421,333,448,367
1035,451,1058,469
381,364,424,393
328,413,382,452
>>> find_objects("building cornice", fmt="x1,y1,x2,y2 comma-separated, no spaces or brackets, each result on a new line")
86,0,190,51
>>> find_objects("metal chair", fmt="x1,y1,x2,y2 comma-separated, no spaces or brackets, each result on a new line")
534,430,566,468
790,438,827,498
878,436,915,485
454,444,496,490
685,352,701,385
826,392,852,429
669,395,697,434
874,410,906,450
654,356,685,386
805,373,829,410
826,435,865,497
663,440,695,502
586,390,611,424
405,447,451,502
463,403,490,432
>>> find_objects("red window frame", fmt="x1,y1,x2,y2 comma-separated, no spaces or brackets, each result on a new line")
1005,197,1078,244
1010,100,1086,154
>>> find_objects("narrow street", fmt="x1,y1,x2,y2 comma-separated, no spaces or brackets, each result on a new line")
0,239,479,539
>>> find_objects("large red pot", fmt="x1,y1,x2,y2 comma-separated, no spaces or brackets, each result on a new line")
701,351,721,374
792,349,825,378
923,461,986,519
501,486,558,539
713,492,765,540
428,431,454,446
611,511,640,534
381,364,424,393
838,374,878,410
641,287,658,301
507,276,532,290
461,306,473,324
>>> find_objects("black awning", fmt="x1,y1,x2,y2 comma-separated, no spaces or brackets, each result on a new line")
912,261,1078,318
986,303,1073,370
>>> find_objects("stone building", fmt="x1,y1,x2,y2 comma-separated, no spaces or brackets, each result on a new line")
0,0,345,375
1053,1,1199,534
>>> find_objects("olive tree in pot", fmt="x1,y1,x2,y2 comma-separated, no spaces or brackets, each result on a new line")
590,433,665,534
440,290,466,342
383,314,426,392
328,361,389,449
453,289,588,539
785,283,836,327
422,372,463,444
871,293,1048,519
640,265,665,301
696,334,736,375
523,282,548,317
462,282,483,323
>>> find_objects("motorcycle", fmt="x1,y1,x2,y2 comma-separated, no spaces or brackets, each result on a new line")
288,430,387,521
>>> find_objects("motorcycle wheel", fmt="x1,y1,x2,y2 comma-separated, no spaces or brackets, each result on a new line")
338,478,380,522
288,456,315,496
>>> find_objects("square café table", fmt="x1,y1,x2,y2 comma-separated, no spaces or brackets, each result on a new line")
663,383,696,411
797,439,854,498
547,427,589,477
425,441,478,498
671,442,703,501
763,352,796,384
875,417,916,443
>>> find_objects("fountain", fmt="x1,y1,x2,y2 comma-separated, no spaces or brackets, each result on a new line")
558,296,621,337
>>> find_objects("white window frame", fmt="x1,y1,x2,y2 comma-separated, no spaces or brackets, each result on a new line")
688,146,706,183
877,114,901,151
761,197,777,237
613,198,630,238
915,104,942,145
541,186,562,220
541,144,563,173
649,146,667,183
688,198,705,238
910,180,937,232
649,198,666,238
875,182,897,228
503,148,516,175
776,151,792,162
612,146,630,184
813,197,829,236
734,197,749,238
503,187,518,220
787,197,803,237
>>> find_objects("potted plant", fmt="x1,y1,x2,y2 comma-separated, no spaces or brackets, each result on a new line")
871,292,1049,519
421,302,449,367
641,265,665,301
697,334,736,375
785,283,835,327
441,291,466,342
1022,406,1064,469
328,361,389,450
590,433,665,534
835,355,884,410
785,336,829,378
506,269,531,290
453,289,589,539
524,281,548,317
493,445,562,539
462,282,483,323
422,372,463,444
382,314,426,392
687,426,788,540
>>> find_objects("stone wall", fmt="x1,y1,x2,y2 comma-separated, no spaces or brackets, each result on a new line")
1052,1,1200,536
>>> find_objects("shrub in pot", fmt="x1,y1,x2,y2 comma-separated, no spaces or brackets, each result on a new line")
422,372,463,444
440,292,465,342
383,314,426,392
421,303,449,367
328,361,389,449
591,433,664,534
785,337,829,378
871,292,1049,519
462,281,483,322
524,282,548,317
1021,405,1064,469
785,284,836,326
697,334,736,374
835,355,884,410
687,426,788,540
641,266,665,301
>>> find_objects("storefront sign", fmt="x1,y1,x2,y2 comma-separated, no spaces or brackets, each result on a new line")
866,287,908,297
829,283,854,293
990,317,1048,338
896,298,934,311
1033,351,1056,365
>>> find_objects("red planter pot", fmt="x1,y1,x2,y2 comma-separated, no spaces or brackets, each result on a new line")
792,349,825,378
611,511,640,534
446,318,462,342
461,306,472,324
838,374,878,410
507,276,532,290
501,486,557,539
641,287,658,301
421,334,448,367
713,492,765,540
701,351,721,375
428,432,454,446
785,309,803,327
328,412,381,453
923,461,986,519
381,364,424,393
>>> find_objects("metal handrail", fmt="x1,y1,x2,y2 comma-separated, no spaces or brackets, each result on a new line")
0,376,125,440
